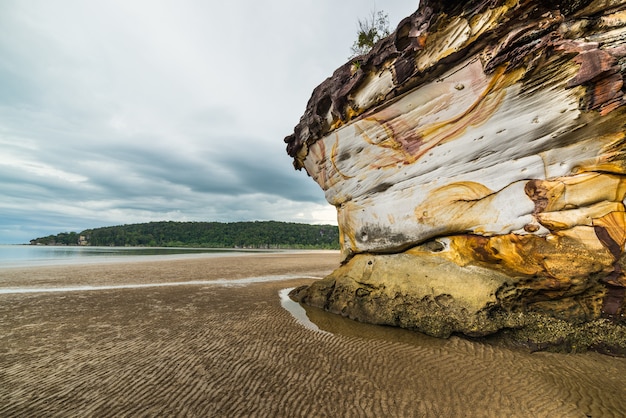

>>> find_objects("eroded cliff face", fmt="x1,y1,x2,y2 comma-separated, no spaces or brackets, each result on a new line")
285,0,626,353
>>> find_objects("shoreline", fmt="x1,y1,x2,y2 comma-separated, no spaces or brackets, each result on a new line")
2,252,626,416
0,245,339,269
0,251,341,289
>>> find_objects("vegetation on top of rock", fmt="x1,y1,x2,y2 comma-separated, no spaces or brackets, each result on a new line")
349,10,390,59
30,221,340,249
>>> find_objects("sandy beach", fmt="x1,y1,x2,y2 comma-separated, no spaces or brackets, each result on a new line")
1,251,625,417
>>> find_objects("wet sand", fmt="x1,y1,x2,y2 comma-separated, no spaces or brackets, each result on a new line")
1,251,625,417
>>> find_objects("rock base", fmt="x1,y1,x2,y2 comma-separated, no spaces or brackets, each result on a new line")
291,240,626,355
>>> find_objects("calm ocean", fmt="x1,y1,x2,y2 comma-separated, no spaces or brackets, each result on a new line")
0,245,266,269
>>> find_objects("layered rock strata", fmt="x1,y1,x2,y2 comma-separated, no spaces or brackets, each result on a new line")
286,0,626,353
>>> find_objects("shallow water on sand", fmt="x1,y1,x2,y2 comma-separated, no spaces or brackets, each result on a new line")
281,287,626,416
0,245,271,268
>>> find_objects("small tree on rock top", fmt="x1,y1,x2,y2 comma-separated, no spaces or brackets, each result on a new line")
349,10,390,59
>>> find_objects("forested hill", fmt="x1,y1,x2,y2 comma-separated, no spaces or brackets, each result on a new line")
30,221,340,249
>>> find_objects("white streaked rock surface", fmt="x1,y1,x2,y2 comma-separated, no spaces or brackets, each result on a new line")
286,0,626,352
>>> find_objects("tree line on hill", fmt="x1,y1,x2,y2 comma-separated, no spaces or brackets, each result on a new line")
30,221,340,249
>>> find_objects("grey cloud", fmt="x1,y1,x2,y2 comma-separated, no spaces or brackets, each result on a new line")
0,0,418,243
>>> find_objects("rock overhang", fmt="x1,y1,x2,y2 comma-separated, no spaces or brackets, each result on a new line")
285,0,626,353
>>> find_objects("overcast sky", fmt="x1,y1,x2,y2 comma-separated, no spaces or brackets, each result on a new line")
0,1,419,244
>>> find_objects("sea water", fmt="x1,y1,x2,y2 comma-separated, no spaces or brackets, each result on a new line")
0,245,268,269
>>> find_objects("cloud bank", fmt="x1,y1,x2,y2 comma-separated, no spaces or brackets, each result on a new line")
0,0,418,243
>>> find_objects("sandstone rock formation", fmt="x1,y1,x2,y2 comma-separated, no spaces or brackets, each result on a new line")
285,0,626,353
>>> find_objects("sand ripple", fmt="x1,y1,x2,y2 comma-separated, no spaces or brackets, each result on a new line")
1,253,625,417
